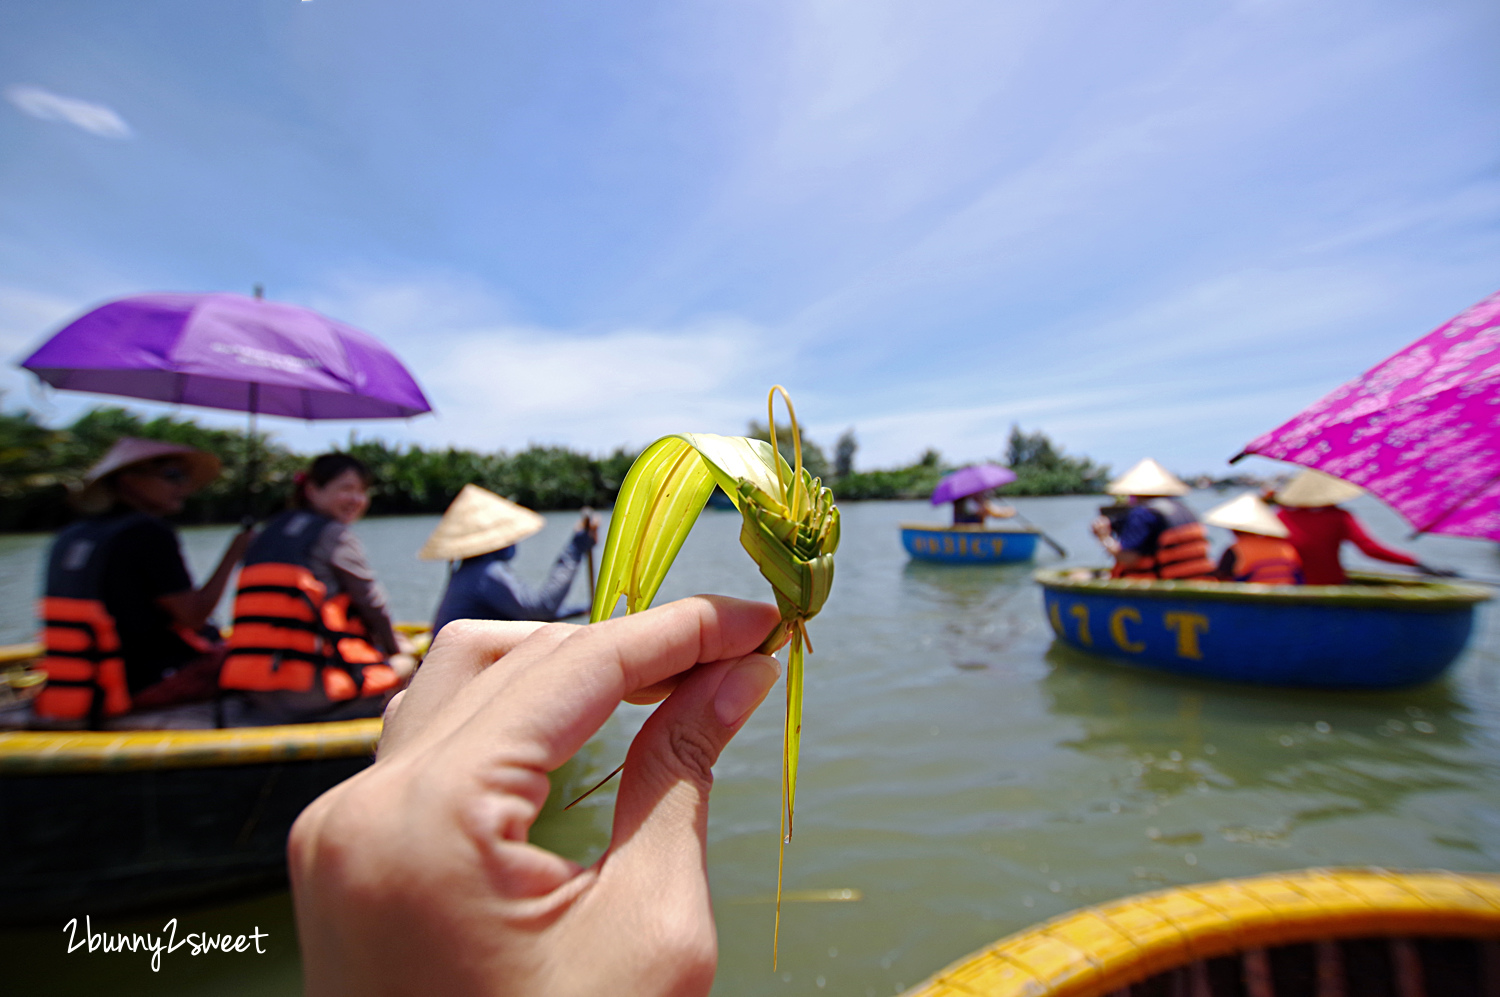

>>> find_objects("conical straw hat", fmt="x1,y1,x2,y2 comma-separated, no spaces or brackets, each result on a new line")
1204,492,1289,538
418,484,546,561
1106,458,1190,497
74,437,222,514
1274,468,1364,508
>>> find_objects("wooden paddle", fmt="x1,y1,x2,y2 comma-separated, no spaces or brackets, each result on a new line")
581,506,597,605
1010,510,1068,558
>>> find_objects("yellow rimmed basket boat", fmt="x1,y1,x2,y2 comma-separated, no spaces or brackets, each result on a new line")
0,717,381,925
0,631,425,925
903,868,1500,996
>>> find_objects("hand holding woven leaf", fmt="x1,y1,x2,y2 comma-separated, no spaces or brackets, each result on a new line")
585,387,837,969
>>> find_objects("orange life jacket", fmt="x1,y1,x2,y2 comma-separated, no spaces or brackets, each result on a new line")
35,513,146,724
1111,499,1217,581
220,511,397,701
1228,534,1303,585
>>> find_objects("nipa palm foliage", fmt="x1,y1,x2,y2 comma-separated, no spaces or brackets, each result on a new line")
589,386,839,965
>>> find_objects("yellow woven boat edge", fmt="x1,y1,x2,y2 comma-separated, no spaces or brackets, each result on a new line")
0,717,382,773
902,868,1500,997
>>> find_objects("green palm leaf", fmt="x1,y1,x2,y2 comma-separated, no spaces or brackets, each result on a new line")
587,388,839,968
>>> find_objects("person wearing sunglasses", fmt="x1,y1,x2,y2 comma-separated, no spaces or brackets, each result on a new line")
33,437,253,729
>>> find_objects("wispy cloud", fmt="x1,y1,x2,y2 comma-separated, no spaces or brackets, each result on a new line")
305,275,786,454
5,84,132,138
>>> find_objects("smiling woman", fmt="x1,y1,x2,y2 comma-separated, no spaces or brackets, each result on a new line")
219,453,413,725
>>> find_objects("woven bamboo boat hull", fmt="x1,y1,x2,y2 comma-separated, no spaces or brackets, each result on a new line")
0,719,380,924
903,525,1040,564
1035,570,1490,689
903,868,1500,997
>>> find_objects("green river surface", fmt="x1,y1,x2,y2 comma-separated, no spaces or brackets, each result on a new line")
5,494,1500,996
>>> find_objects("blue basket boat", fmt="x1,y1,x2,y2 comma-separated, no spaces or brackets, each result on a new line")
1035,569,1491,689
901,524,1040,564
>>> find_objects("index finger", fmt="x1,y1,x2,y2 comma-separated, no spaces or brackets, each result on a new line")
452,595,780,772
377,619,552,758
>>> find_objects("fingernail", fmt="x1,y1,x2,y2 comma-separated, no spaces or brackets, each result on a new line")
714,657,780,727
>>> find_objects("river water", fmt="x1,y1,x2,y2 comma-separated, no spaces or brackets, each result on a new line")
6,495,1500,996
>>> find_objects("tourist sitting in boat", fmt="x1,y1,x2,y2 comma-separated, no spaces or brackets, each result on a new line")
423,484,597,633
33,438,254,729
1205,493,1303,585
952,490,1017,526
1270,469,1449,585
219,453,415,726
1091,458,1217,581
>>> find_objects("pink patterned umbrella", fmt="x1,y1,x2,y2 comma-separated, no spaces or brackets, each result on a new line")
1235,289,1500,540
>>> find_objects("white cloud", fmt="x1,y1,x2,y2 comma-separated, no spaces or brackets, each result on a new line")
5,84,132,138
301,274,785,454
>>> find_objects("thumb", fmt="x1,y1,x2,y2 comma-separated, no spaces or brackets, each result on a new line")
594,650,781,916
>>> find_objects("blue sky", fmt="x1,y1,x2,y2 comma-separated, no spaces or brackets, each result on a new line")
2,0,1497,478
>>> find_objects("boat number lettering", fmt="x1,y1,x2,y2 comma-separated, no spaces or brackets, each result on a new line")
913,534,1005,557
1109,607,1145,653
1048,600,1063,634
1163,611,1209,660
1068,604,1092,646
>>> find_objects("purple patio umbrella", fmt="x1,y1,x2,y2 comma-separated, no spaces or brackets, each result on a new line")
20,291,433,517
930,463,1017,505
1234,288,1500,540
21,292,432,420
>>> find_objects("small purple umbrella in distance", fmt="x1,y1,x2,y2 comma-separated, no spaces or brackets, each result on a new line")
929,462,1068,556
930,463,1017,505
21,292,432,420
1234,288,1500,541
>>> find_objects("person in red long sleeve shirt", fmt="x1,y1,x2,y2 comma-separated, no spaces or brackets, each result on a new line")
1271,469,1434,585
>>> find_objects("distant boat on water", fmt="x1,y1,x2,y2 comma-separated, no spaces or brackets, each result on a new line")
901,524,1040,564
1036,569,1489,689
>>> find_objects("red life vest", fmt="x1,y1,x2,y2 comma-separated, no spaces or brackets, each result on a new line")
220,511,397,701
1111,499,1217,581
1228,534,1303,585
35,513,146,724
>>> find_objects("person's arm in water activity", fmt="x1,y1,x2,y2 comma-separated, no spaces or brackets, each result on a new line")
1092,514,1148,572
290,595,782,997
984,500,1016,520
1338,508,1420,568
485,514,598,621
156,526,256,632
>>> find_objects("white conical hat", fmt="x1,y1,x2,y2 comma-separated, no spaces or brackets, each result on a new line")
1274,468,1364,508
1204,492,1289,538
1106,458,1190,497
418,484,546,561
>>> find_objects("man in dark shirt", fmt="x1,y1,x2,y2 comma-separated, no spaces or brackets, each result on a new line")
41,438,252,723
98,514,202,693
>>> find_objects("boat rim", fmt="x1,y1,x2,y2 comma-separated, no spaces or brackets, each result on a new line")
903,867,1500,997
0,717,382,774
1033,568,1491,608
